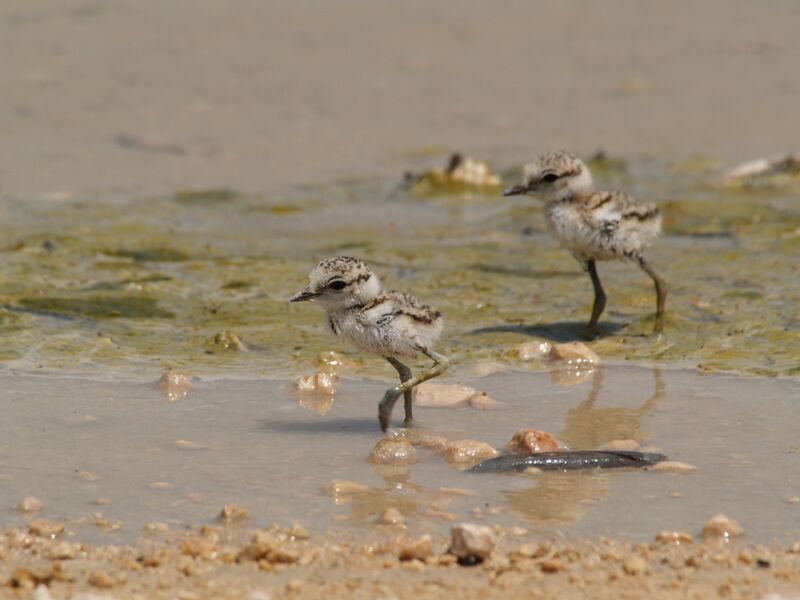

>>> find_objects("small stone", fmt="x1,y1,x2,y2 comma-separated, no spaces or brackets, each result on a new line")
180,536,217,559
148,481,173,489
470,361,510,377
468,392,504,410
655,531,693,545
268,548,300,564
440,440,500,466
288,523,310,539
174,439,209,450
540,558,567,573
516,340,552,361
623,556,648,575
49,541,80,560
28,519,65,538
77,470,99,481
649,461,698,473
549,342,601,366
217,504,248,523
787,496,800,504
212,331,247,351
286,579,303,593
398,535,434,561
702,514,744,540
524,467,543,475
324,480,370,499
377,508,405,526
158,369,191,401
507,429,563,455
368,437,417,465
415,383,485,408
18,496,43,513
450,523,496,560
603,439,640,451
88,570,115,589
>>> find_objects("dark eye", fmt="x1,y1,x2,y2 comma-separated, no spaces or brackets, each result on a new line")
328,280,347,290
542,173,560,183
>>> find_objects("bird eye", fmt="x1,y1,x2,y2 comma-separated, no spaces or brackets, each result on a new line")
328,280,347,290
541,173,560,183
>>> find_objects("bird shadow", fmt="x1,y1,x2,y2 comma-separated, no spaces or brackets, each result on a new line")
470,320,626,342
259,417,379,435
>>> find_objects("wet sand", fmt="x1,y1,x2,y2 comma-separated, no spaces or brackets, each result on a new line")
1,1,800,196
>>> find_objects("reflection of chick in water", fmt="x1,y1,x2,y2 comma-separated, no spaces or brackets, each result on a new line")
505,368,665,523
561,368,665,449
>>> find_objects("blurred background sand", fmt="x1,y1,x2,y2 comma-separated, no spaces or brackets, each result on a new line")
1,0,798,195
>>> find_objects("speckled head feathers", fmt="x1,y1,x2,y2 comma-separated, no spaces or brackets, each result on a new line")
504,150,593,202
289,256,381,310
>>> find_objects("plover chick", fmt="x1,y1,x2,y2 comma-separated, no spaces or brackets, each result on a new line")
504,150,667,337
289,257,449,431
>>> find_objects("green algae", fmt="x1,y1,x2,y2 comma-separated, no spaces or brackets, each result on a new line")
0,156,798,379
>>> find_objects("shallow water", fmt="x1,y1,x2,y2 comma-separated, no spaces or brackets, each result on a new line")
1,157,799,379
2,366,799,544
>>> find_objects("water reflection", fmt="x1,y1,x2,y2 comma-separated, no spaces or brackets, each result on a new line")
503,368,665,523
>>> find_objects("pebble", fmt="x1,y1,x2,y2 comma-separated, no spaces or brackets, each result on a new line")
414,382,485,408
212,331,247,351
28,519,65,538
217,504,248,523
148,481,174,489
623,556,648,575
174,439,209,451
288,523,310,540
702,514,744,540
450,523,496,560
654,531,693,545
440,440,500,466
470,361,510,377
398,535,434,561
468,393,504,410
88,570,115,589
18,496,43,513
158,369,191,402
324,480,370,499
314,350,356,374
649,461,698,473
77,470,100,482
603,439,641,451
368,437,417,465
549,342,601,366
516,340,552,361
377,508,405,526
506,429,563,455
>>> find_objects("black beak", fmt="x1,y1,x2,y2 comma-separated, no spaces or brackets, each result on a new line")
289,289,316,303
502,184,527,197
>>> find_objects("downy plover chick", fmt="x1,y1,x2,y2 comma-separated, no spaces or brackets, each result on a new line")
504,151,667,337
289,257,449,431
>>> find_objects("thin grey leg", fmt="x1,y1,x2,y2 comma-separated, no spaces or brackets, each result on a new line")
584,260,607,339
637,257,667,334
378,349,449,432
385,357,414,426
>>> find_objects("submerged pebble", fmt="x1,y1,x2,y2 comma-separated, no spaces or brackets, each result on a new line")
649,461,698,473
440,440,501,467
655,531,693,545
398,535,434,561
324,480,370,499
549,342,602,366
369,437,418,465
293,372,338,415
415,382,501,410
157,369,191,402
702,514,744,540
603,439,641,451
377,508,406,526
217,504,248,524
18,496,43,513
516,340,553,362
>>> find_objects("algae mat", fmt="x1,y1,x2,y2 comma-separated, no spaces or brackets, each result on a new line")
0,156,798,379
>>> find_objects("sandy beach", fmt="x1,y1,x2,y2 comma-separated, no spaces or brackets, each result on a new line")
1,1,800,598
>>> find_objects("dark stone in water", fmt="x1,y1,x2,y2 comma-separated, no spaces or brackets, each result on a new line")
469,451,667,473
